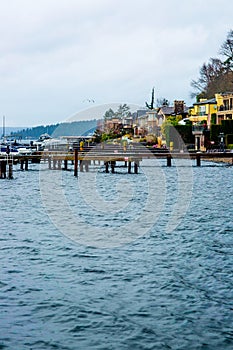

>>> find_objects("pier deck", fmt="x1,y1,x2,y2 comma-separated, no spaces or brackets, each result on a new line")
1,147,233,178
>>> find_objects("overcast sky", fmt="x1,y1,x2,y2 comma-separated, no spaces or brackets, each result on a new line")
0,0,233,126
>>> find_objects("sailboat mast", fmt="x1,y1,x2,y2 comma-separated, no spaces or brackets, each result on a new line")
2,115,5,139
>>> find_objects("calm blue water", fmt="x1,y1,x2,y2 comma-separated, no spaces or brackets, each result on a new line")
0,160,233,349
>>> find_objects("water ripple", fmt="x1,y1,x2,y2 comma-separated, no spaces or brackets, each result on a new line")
0,164,233,349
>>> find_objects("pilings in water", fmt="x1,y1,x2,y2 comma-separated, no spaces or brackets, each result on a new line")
0,160,13,179
134,160,139,174
167,155,172,167
8,164,13,179
0,160,7,178
105,161,109,173
110,161,116,173
128,161,132,174
20,159,29,171
103,160,140,174
7,151,231,183
64,160,68,171
74,148,78,177
196,155,201,167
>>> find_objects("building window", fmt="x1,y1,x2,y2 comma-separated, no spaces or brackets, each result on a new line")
199,105,206,116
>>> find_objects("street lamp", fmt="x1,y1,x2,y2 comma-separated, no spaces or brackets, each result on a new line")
218,132,225,152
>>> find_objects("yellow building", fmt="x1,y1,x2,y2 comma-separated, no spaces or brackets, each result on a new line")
215,92,233,124
189,98,217,127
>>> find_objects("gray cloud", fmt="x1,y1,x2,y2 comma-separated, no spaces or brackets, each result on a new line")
0,0,232,126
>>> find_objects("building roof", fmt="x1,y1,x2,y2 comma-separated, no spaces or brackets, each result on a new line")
158,106,174,115
194,98,216,105
158,105,189,115
218,92,233,97
136,109,148,117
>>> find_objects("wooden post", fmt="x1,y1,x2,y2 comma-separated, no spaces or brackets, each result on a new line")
85,161,89,172
134,160,138,174
80,160,84,172
57,159,62,170
111,161,115,173
48,157,52,169
53,159,57,170
74,149,78,177
105,161,109,173
25,159,28,171
196,155,201,167
167,155,172,167
64,159,68,170
3,161,7,178
8,164,13,179
20,159,24,171
128,161,131,173
0,160,6,178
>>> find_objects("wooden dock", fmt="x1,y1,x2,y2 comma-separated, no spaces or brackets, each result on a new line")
0,146,233,178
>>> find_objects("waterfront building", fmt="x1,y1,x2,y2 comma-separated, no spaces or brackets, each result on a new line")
215,92,233,124
189,98,217,128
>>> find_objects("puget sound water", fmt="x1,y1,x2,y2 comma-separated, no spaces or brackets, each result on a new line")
0,158,233,350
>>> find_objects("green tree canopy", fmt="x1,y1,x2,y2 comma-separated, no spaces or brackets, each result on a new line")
103,108,115,120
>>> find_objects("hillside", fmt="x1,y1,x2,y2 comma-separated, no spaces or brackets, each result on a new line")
2,127,26,138
9,120,98,139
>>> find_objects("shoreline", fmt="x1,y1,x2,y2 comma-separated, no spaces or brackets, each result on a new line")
203,156,233,165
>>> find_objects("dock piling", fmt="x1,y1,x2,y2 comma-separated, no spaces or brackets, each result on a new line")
167,155,172,167
74,149,78,177
128,161,131,174
25,159,28,171
0,160,7,178
8,164,13,179
134,160,139,174
64,159,68,170
111,161,115,173
20,160,24,171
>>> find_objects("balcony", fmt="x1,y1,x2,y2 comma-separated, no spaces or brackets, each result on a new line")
218,105,233,113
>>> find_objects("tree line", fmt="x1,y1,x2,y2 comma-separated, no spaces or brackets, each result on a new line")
10,120,98,139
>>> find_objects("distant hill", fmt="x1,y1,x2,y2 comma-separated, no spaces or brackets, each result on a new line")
9,120,98,140
1,127,26,138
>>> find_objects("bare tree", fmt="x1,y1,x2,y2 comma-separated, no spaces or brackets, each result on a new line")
191,29,233,99
116,104,130,119
191,58,224,98
219,29,233,70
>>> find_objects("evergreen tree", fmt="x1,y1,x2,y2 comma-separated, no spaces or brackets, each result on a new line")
146,87,155,109
103,108,115,120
